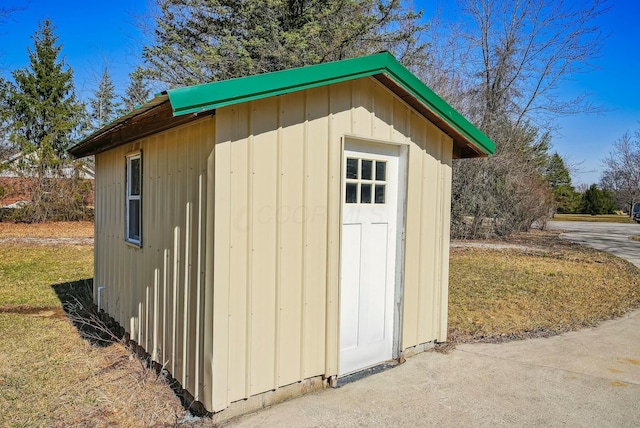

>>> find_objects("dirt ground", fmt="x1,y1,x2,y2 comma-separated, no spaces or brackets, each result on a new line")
0,221,94,245
0,221,94,238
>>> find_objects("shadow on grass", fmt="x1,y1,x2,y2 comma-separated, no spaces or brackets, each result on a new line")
50,278,210,417
51,278,125,348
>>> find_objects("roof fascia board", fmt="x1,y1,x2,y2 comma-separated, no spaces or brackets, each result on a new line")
171,70,378,115
167,53,390,116
380,59,495,155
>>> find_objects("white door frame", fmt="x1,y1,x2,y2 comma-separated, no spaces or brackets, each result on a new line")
338,135,408,375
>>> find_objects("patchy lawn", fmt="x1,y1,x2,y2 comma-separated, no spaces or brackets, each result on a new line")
0,222,187,428
0,312,185,427
2,223,640,425
448,231,640,343
0,245,94,307
551,213,635,224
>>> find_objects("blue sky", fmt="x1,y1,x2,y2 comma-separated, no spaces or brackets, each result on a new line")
0,0,146,98
1,0,638,187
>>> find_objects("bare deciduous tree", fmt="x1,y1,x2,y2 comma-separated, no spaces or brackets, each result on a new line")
0,80,14,163
601,130,640,215
456,0,610,134
0,5,23,25
422,0,610,238
1,6,24,163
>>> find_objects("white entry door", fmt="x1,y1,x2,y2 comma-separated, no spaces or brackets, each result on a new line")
339,141,400,376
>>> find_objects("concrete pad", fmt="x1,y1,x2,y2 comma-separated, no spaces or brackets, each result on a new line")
460,310,640,386
228,309,640,426
227,222,640,427
548,221,640,268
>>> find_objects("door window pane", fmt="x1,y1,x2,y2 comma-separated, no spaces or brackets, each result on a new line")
361,184,372,203
375,184,386,204
346,158,358,179
361,160,373,180
375,161,386,181
345,156,390,205
346,183,357,203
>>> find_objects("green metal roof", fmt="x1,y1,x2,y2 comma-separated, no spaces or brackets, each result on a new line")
69,52,494,158
167,52,495,156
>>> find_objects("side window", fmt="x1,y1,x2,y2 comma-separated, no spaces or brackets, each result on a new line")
126,153,142,246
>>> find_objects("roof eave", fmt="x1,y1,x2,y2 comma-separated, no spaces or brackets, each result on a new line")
372,74,490,159
69,95,213,158
68,94,171,158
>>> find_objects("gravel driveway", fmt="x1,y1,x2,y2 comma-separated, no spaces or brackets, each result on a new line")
0,237,94,245
547,221,640,268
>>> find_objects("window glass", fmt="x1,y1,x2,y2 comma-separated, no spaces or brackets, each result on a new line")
345,156,390,205
375,161,386,181
129,199,140,240
346,158,358,179
346,182,357,203
361,184,372,203
130,157,141,196
361,160,373,180
375,184,386,204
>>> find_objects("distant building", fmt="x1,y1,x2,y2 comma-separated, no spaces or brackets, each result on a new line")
0,152,94,208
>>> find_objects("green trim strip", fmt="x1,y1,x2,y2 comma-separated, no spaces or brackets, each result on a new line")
167,52,495,155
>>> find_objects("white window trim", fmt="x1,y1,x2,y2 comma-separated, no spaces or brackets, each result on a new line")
125,152,142,246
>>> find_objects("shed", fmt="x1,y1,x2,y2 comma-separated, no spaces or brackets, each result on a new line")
69,52,494,414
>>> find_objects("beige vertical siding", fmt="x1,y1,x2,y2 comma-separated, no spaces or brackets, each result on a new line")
439,136,454,340
209,77,454,411
95,76,455,414
94,117,215,402
401,113,454,348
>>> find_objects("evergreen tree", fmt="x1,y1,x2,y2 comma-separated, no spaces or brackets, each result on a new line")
451,121,555,237
89,65,119,129
142,0,429,87
545,153,571,188
581,184,615,215
4,20,87,221
8,20,84,172
545,152,580,213
121,66,152,114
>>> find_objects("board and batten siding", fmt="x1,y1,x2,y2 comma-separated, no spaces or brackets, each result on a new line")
94,117,215,402
206,76,453,412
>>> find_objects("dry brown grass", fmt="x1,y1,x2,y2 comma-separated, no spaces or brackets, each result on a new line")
0,312,185,427
0,222,190,427
551,213,635,224
0,221,94,238
2,222,640,425
449,231,640,343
